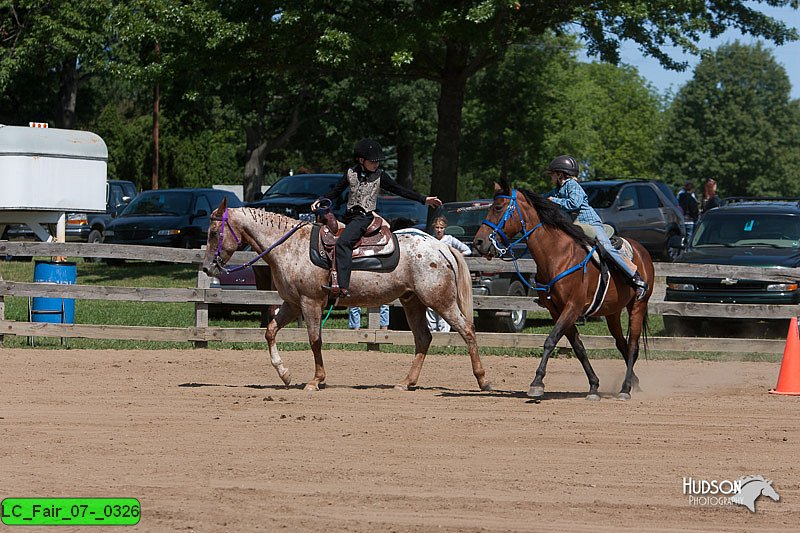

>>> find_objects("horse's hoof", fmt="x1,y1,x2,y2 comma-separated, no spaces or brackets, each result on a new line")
617,392,631,401
279,369,292,387
480,382,493,392
394,383,409,391
586,393,601,401
303,383,319,392
527,385,545,398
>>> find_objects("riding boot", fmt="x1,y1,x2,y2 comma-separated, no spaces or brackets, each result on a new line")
631,272,649,301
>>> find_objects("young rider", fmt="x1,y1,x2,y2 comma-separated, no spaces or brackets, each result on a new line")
545,155,649,301
311,138,442,298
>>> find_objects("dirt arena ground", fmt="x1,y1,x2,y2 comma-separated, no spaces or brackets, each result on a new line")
1,347,798,531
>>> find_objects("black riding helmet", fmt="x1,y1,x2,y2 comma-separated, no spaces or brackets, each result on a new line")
547,155,579,177
354,138,387,162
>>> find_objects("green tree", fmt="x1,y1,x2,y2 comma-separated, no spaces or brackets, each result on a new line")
660,41,800,197
0,0,113,127
282,0,799,202
460,33,665,198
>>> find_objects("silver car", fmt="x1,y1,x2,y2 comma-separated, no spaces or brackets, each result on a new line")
581,179,686,262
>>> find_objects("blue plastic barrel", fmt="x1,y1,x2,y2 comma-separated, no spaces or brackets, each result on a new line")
31,261,76,324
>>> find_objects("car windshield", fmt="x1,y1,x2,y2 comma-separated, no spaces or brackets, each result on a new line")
582,184,622,209
123,191,192,216
438,203,493,239
692,213,800,248
262,175,340,198
377,199,429,227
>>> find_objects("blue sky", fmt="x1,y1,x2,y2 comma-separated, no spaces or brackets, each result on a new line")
590,3,800,100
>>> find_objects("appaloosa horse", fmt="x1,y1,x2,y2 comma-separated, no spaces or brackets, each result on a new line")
201,198,491,392
474,181,654,400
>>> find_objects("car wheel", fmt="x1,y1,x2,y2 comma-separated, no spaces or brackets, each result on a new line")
662,315,699,337
85,229,103,263
487,280,527,333
663,231,681,262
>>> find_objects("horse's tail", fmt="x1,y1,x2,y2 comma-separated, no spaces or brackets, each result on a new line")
451,247,474,324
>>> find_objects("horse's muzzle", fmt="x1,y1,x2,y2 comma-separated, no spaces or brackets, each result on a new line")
201,261,220,278
473,238,494,258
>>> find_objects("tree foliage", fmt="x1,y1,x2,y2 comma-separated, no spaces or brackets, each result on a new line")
660,41,800,197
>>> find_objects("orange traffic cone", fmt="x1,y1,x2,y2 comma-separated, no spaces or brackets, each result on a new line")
770,316,800,395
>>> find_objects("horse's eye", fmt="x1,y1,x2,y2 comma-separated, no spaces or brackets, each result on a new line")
493,204,503,211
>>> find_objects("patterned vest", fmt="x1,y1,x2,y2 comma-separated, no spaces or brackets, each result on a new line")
346,167,381,213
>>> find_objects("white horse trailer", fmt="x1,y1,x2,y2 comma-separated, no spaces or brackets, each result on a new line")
0,124,107,242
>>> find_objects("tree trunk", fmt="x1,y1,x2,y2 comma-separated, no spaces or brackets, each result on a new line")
243,124,266,202
56,58,78,129
431,43,469,203
396,142,414,189
242,107,305,202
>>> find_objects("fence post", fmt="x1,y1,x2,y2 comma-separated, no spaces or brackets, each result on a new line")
366,306,380,351
194,270,210,349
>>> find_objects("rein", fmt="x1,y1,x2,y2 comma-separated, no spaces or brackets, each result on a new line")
211,208,308,273
481,188,596,295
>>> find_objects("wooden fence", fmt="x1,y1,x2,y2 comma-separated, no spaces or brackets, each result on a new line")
1,240,798,354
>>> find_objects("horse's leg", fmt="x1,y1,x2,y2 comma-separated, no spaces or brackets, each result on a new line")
299,296,326,392
529,305,580,398
618,301,646,400
563,325,600,401
434,302,491,391
264,302,301,386
395,296,432,391
606,310,639,392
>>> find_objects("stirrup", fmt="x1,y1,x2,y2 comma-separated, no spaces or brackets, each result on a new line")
322,285,350,298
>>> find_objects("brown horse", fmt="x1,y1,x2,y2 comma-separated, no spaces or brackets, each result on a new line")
473,182,654,400
201,198,491,392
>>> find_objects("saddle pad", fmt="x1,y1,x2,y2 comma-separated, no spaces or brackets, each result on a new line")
583,264,611,318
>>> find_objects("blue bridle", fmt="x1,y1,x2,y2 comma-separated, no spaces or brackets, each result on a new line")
481,189,596,295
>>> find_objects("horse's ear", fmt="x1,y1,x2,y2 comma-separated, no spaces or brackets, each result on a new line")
215,197,228,215
494,178,511,195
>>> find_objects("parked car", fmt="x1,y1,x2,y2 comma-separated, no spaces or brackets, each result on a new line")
66,180,138,244
408,199,532,333
581,179,685,261
104,188,243,250
247,173,346,219
664,198,800,337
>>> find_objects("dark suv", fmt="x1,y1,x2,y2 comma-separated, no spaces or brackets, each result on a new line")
424,200,531,333
664,198,800,337
247,173,345,219
581,179,685,261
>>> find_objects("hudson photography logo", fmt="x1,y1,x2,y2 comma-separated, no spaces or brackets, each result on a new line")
683,475,780,512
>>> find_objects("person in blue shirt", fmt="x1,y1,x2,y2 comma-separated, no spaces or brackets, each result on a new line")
545,155,649,301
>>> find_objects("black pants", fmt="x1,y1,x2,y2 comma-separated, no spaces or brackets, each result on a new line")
335,212,373,291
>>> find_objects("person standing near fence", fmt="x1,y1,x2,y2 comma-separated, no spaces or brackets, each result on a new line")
349,305,389,330
427,216,471,332
677,180,699,246
701,178,722,213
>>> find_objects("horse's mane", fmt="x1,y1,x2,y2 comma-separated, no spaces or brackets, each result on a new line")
236,207,302,231
517,188,595,247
